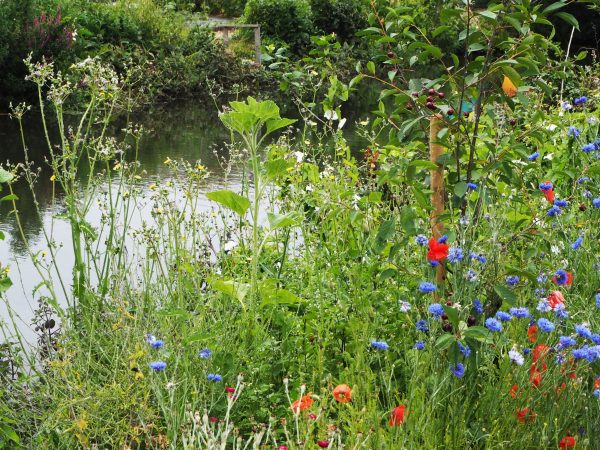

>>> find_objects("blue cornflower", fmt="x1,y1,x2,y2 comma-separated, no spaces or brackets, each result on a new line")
523,348,531,355
371,340,389,350
537,273,547,283
554,199,568,208
539,181,553,191
465,269,478,281
506,275,519,286
574,96,588,105
419,282,437,293
496,311,512,322
150,339,165,349
470,252,487,264
559,336,577,348
199,348,212,359
458,342,471,357
568,126,581,137
414,340,425,350
537,299,551,313
416,320,429,332
576,324,593,339
577,177,589,184
149,361,167,371
467,183,477,190
485,318,503,332
591,334,600,345
547,206,562,217
509,307,530,318
554,269,569,286
583,143,595,153
537,318,555,332
447,247,464,263
451,363,465,378
528,151,540,161
571,236,583,250
473,299,484,314
399,300,411,312
593,197,600,208
555,304,569,319
555,353,566,364
594,389,600,398
596,293,600,308
430,260,440,268
428,303,445,317
207,373,222,382
437,235,448,244
415,235,428,246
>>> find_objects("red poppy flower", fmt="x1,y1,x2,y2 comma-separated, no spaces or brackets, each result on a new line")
509,384,518,398
317,440,330,448
528,325,538,343
543,188,555,203
389,405,407,426
559,435,576,449
209,417,218,423
308,413,317,420
427,239,449,262
594,376,600,389
548,291,565,310
530,369,543,387
291,393,314,412
333,384,352,403
516,407,536,424
533,344,550,363
225,386,236,393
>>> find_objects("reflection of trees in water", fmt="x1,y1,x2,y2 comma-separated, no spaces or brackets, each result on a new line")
0,101,229,254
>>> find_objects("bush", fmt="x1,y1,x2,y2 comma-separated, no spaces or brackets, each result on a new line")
202,0,247,16
309,0,368,42
243,0,314,54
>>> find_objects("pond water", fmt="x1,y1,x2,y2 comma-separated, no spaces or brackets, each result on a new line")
0,98,369,345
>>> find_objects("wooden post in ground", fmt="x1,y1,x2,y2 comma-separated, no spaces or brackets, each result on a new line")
254,26,261,65
429,114,445,284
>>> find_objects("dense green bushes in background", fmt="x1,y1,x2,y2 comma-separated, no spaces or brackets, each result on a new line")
309,0,368,42
0,0,268,107
243,0,314,53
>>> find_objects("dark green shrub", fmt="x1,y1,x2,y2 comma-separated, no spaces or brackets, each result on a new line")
309,0,368,42
243,0,314,54
201,0,247,16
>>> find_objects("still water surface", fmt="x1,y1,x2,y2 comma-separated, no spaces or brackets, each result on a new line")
0,99,367,345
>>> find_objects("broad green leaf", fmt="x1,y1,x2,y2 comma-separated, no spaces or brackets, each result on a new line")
443,305,459,328
206,190,250,216
259,281,301,306
454,181,468,198
209,278,250,307
542,1,566,14
266,118,297,135
555,12,579,30
477,10,497,19
367,61,376,75
264,159,294,180
463,326,490,342
400,206,417,235
0,194,18,202
0,168,13,184
376,219,395,243
267,212,301,229
0,277,12,294
409,159,438,170
435,333,456,350
494,284,517,306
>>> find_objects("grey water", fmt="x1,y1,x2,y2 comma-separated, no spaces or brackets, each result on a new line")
0,99,368,347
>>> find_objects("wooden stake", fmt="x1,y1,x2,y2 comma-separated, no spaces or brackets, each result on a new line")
429,114,445,284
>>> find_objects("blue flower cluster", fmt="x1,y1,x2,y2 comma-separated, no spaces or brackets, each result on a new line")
207,373,222,382
509,307,530,318
448,247,464,263
528,151,540,161
419,282,437,293
371,340,389,350
573,96,587,105
428,303,445,317
506,275,519,286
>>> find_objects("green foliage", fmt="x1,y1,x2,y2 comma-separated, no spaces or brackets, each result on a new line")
202,0,248,16
309,0,368,42
243,0,314,53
